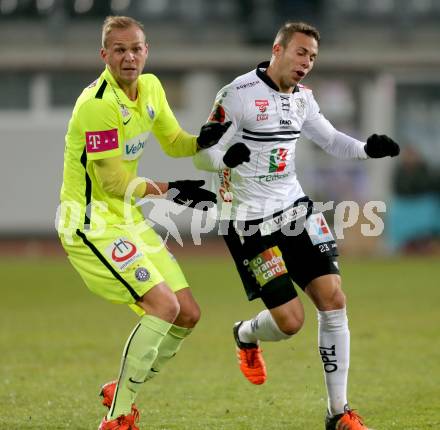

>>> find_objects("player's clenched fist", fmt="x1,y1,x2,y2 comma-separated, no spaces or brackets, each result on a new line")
167,179,216,209
197,121,232,149
223,142,251,168
364,134,400,158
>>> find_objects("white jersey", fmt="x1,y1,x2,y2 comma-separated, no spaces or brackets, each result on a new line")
194,62,368,221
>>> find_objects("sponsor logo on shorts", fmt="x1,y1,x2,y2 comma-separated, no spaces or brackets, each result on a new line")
106,237,143,271
259,205,308,236
135,267,150,282
85,129,118,153
305,213,335,245
249,246,287,287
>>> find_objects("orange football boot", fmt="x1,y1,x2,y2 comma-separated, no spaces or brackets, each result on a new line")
233,321,267,385
100,380,118,409
98,410,140,430
99,380,139,416
325,405,370,430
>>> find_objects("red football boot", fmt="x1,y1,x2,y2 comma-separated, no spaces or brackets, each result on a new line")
98,410,140,430
100,380,139,416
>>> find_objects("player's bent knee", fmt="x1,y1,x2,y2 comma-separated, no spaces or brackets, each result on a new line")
166,300,181,322
190,305,201,326
137,284,181,322
316,290,346,311
277,315,304,336
173,287,201,328
332,288,346,309
150,299,180,323
279,321,303,336
175,304,201,328
326,281,346,310
307,274,346,311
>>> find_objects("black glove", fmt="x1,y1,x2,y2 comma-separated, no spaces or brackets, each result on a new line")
223,142,251,168
167,180,216,210
197,121,232,149
364,134,400,158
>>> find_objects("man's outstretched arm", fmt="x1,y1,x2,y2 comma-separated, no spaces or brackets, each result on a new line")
156,122,232,158
303,115,399,160
93,156,216,209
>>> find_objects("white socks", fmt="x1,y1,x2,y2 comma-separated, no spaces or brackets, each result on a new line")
318,308,350,415
237,307,350,416
238,310,291,343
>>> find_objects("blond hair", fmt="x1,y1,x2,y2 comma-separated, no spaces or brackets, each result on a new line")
274,21,320,48
101,15,145,48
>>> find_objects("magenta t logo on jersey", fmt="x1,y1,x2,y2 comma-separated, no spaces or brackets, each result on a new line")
85,129,118,153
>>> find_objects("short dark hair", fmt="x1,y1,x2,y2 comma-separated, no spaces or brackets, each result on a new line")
274,22,320,48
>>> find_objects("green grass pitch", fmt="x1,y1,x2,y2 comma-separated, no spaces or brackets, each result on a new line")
1,252,439,429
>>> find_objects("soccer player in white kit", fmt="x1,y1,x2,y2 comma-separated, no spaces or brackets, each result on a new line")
194,22,400,430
